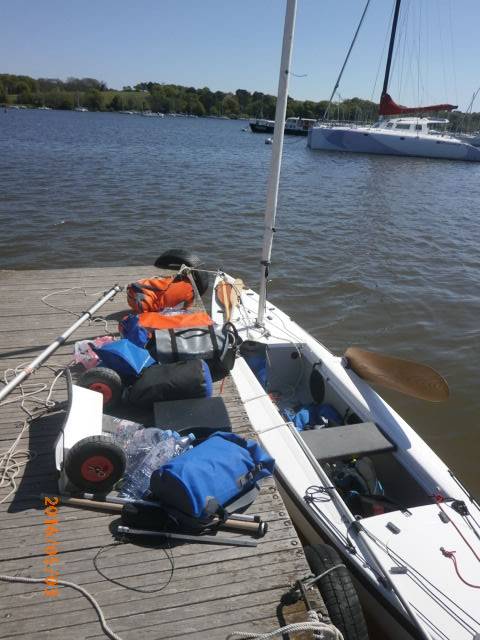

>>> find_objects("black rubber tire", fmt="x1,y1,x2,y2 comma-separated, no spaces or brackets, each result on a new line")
304,543,369,640
78,367,123,409
154,249,209,296
64,434,126,493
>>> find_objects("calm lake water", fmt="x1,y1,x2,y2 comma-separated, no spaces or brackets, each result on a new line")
1,109,479,492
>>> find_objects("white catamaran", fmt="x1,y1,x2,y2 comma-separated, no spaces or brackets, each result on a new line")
210,1,480,638
308,0,480,162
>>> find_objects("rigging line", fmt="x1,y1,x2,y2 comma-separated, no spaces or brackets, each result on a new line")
365,526,480,631
417,1,422,106
305,493,382,582
444,481,480,537
436,3,449,105
391,0,409,96
409,603,450,640
381,538,479,634
323,0,371,121
396,0,410,100
382,541,474,632
305,496,356,554
447,0,458,106
464,516,480,543
435,497,480,562
417,2,422,104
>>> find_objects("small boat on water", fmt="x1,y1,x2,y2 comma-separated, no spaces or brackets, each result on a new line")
210,2,480,638
250,116,316,136
142,110,165,117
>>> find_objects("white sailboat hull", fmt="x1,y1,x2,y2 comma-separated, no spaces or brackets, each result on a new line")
212,274,480,640
308,125,480,162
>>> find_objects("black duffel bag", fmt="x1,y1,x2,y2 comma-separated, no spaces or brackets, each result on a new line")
153,322,240,375
128,359,212,408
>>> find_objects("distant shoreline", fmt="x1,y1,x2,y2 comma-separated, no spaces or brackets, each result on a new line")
0,73,381,122
2,74,479,129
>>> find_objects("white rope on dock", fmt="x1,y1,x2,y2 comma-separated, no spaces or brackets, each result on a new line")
0,574,123,640
0,364,66,503
41,287,114,334
226,609,344,640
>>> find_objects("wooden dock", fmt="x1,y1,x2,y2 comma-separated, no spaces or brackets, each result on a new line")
0,266,320,640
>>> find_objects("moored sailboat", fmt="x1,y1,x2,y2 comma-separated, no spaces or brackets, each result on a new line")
308,0,480,162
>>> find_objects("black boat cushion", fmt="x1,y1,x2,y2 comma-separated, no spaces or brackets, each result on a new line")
153,396,231,439
301,422,395,462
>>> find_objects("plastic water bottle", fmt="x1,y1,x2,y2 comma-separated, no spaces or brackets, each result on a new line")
121,428,169,478
120,432,194,500
111,420,143,450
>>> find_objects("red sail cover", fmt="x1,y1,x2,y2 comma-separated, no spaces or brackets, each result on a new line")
379,93,457,116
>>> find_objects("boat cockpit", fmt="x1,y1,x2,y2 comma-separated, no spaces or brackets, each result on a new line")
241,339,433,520
373,117,450,136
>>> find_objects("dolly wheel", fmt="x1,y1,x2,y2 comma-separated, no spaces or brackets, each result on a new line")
78,367,123,409
304,544,369,640
65,435,126,493
154,249,209,296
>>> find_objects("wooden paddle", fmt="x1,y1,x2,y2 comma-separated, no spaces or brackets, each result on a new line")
344,347,449,402
216,279,244,322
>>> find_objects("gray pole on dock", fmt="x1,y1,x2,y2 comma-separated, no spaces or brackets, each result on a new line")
0,284,122,404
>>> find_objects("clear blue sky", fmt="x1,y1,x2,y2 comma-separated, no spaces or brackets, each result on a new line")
1,0,479,110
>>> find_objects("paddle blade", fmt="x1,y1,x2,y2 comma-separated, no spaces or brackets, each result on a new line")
215,279,244,322
344,347,449,402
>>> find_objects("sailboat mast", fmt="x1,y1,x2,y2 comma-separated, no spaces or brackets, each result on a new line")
381,0,401,99
323,0,371,121
256,0,297,327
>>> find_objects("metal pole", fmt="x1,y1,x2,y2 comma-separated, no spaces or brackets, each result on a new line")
0,284,122,403
256,0,297,327
116,526,257,548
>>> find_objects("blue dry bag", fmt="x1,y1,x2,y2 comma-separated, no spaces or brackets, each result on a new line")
93,339,155,378
118,314,150,348
150,432,275,521
284,402,343,431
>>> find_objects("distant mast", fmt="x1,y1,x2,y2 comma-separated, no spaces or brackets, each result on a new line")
381,0,402,105
378,0,457,116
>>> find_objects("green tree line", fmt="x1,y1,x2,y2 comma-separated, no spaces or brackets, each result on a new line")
1,73,480,129
0,73,380,119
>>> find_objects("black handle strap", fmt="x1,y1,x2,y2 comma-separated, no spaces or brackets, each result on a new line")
208,325,220,356
168,329,179,361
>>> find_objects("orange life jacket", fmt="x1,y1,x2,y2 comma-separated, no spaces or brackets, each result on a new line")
127,277,194,314
137,311,213,330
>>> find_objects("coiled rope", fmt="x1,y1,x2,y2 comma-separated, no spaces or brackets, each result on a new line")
226,609,343,640
0,364,66,503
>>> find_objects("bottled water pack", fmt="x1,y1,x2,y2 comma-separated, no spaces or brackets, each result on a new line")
116,427,194,500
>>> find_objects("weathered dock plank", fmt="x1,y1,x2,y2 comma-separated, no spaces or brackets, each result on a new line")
0,266,318,640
